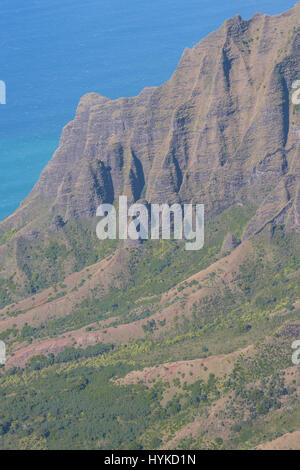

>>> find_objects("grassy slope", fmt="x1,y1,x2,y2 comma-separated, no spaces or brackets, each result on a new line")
0,201,300,449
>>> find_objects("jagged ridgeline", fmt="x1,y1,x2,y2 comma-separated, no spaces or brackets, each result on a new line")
0,4,300,303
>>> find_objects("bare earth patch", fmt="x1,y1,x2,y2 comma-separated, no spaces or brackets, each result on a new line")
256,430,300,450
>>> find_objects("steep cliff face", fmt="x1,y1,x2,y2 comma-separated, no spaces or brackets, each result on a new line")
1,5,300,246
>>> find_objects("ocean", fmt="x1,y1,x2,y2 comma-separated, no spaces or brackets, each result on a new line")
0,0,297,221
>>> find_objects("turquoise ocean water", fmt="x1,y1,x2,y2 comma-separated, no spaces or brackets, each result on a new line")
0,0,297,220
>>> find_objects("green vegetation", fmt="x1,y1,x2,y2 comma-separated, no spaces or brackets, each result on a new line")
0,228,18,246
0,204,299,449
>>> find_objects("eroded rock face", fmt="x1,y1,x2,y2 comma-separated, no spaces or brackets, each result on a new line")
50,215,65,233
1,4,300,239
221,233,240,254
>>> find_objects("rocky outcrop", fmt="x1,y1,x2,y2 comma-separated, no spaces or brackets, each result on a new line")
1,4,300,241
221,232,240,254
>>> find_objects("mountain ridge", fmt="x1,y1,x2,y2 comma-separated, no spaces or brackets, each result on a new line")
0,4,300,450
1,3,300,233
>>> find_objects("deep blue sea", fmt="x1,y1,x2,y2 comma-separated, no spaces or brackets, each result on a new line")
0,0,297,221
